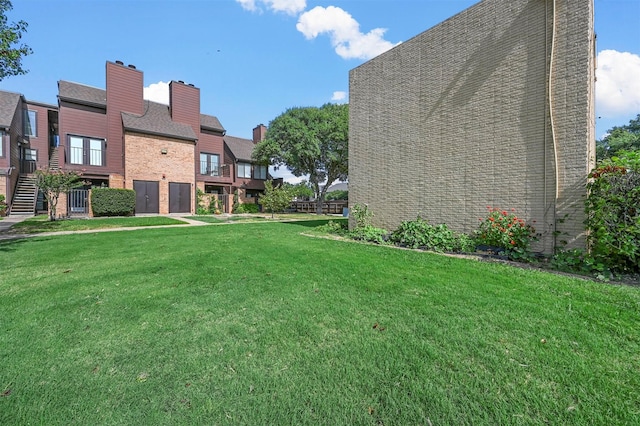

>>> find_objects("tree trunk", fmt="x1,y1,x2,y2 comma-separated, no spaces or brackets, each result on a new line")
316,194,324,215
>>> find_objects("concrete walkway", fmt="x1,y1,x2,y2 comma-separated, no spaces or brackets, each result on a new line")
0,214,211,241
0,215,32,232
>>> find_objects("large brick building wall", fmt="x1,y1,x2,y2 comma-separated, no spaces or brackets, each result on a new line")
349,0,595,253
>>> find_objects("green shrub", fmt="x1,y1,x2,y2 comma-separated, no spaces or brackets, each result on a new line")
585,152,640,273
350,203,373,228
0,194,6,214
550,249,611,279
91,188,135,217
209,197,223,214
233,203,260,214
348,225,389,244
390,216,472,252
315,220,348,235
196,189,209,215
475,207,537,261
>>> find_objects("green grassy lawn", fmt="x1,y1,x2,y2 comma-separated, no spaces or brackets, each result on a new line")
188,213,341,224
7,215,188,233
1,221,639,424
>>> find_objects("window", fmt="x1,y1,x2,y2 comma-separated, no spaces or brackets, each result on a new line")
200,153,220,176
0,131,4,157
24,148,37,161
237,162,251,178
24,110,37,137
204,184,222,194
69,135,105,166
253,165,267,180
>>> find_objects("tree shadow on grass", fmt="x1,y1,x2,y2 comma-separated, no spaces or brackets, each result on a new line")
280,218,346,229
0,237,32,252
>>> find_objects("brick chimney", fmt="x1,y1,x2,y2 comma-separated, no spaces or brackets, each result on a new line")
253,124,267,144
169,80,200,137
106,60,144,173
106,60,144,115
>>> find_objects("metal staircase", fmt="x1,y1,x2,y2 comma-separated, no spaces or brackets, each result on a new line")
49,146,60,170
10,175,37,216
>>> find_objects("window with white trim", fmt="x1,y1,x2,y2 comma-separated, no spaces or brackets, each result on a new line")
237,162,251,178
253,165,267,180
24,110,37,137
69,135,106,166
200,153,220,176
24,148,37,161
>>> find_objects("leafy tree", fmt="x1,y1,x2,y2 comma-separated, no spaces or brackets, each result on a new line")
260,180,293,218
34,169,82,221
326,189,348,200
596,114,640,159
253,103,348,214
284,181,314,200
0,0,33,81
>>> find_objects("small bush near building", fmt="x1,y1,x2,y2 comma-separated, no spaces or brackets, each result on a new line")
91,188,135,217
475,207,537,261
0,194,7,216
391,216,474,253
233,203,260,214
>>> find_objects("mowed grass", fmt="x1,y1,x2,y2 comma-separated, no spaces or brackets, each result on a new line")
187,213,341,224
8,215,188,233
1,221,639,425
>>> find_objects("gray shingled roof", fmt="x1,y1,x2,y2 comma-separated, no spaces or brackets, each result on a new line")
200,114,224,132
224,135,256,162
58,81,106,107
0,90,21,128
122,101,197,141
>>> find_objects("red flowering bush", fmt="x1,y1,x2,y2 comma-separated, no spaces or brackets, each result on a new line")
475,207,537,261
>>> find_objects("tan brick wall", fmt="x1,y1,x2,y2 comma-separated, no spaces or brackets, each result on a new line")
348,0,595,254
124,132,195,214
57,192,68,218
109,174,125,189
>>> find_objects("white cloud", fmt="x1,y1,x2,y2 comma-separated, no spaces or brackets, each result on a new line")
236,0,257,12
143,81,170,105
596,50,640,118
235,0,306,16
331,91,347,102
296,6,399,60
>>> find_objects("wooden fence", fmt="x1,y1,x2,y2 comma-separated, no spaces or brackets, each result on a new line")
290,200,348,214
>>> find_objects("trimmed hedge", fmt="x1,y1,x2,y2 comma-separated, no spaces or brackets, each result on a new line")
91,188,136,217
233,203,260,214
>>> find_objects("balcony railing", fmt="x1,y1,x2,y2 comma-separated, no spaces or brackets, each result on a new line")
200,161,221,177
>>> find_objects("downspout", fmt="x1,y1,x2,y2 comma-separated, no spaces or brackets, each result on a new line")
548,0,560,249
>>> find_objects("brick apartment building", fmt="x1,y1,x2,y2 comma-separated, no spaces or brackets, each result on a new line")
349,0,596,254
0,60,269,216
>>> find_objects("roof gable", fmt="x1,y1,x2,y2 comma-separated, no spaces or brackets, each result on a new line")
0,90,21,128
224,135,256,162
58,81,107,108
200,114,224,133
122,100,197,141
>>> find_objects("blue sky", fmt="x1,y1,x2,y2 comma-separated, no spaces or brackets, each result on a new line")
1,0,639,183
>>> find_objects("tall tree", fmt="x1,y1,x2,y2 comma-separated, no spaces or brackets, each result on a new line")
0,0,32,81
596,114,640,159
253,103,348,215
